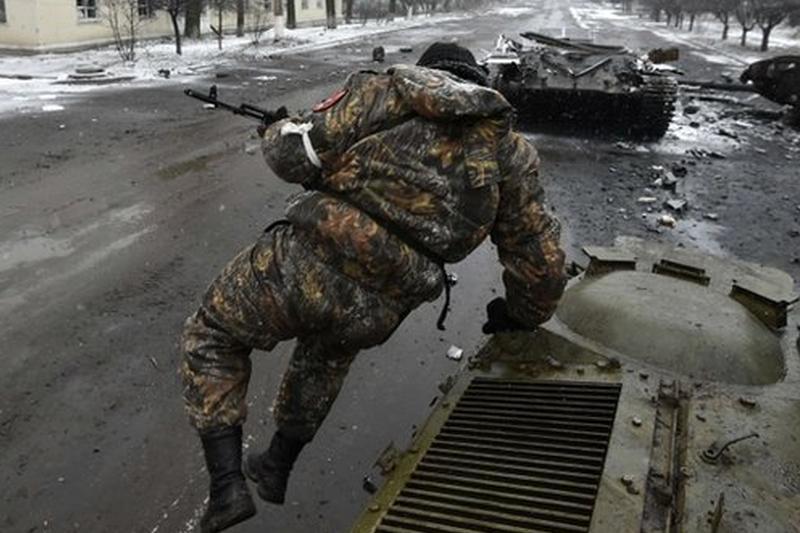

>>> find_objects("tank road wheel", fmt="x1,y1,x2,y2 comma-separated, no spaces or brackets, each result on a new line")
631,76,678,140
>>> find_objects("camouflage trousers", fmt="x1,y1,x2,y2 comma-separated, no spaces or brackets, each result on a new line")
180,223,431,441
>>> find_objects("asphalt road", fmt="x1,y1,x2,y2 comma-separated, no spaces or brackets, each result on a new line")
1,1,799,532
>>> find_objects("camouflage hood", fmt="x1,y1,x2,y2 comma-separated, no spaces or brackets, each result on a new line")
388,64,512,121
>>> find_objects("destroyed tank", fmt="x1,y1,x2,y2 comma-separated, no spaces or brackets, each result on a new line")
352,237,800,532
740,55,800,108
486,33,679,139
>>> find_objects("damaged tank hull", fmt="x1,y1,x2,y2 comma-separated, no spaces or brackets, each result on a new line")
740,55,800,108
487,33,679,139
352,238,800,532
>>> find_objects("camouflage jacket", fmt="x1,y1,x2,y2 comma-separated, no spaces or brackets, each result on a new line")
261,65,566,327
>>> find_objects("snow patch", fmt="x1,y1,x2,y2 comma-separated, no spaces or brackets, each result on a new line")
0,10,473,118
41,104,65,112
486,6,536,17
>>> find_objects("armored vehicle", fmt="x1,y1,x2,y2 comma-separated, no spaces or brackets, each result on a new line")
740,55,800,109
486,33,679,139
352,237,800,532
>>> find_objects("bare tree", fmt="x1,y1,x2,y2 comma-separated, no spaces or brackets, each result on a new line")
287,0,297,29
735,0,757,45
753,0,800,50
236,0,245,36
713,0,740,39
184,0,204,37
326,0,337,28
209,0,234,49
102,0,141,61
273,0,285,40
249,0,270,44
152,0,186,54
345,0,354,23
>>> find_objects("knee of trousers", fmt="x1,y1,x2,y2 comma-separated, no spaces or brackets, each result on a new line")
179,309,253,431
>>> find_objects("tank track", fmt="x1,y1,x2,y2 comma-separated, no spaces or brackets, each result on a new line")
631,76,678,140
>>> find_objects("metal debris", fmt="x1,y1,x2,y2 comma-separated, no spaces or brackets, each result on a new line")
362,476,378,494
738,397,757,408
638,196,657,204
374,443,400,475
446,345,463,361
437,375,457,394
664,199,688,212
658,214,677,228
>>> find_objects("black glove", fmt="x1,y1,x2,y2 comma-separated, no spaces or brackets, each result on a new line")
482,297,530,334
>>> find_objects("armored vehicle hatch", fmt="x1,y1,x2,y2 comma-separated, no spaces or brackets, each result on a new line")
352,238,800,533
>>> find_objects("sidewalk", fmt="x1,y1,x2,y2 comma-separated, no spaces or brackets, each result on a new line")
0,8,485,116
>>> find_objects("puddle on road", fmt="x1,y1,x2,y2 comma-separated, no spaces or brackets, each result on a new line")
678,217,727,257
0,202,152,274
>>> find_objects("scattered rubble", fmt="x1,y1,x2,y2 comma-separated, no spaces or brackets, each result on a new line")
658,214,677,228
664,199,688,213
446,345,463,361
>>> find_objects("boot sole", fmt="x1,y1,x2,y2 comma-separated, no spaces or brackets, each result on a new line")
201,500,256,533
256,483,286,505
243,453,286,505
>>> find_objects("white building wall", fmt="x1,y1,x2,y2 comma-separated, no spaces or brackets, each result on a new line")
0,0,342,52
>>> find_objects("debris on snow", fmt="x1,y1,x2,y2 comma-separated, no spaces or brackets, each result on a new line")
664,199,688,212
446,345,463,361
658,214,677,228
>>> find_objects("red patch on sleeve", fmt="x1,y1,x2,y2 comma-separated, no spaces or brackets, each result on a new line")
312,88,348,113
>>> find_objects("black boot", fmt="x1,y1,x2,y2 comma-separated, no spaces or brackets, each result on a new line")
199,426,257,533
243,431,307,504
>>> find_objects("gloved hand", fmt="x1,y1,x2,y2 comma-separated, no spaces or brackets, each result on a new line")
481,297,530,334
257,106,290,137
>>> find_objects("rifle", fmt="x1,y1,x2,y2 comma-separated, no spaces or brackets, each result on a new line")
184,85,289,131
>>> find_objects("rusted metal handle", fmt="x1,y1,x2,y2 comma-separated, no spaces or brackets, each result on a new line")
701,432,760,464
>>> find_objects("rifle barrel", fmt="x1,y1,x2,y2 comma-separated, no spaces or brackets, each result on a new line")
184,88,267,122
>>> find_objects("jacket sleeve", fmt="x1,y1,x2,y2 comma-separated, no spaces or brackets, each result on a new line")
491,132,567,327
260,72,403,187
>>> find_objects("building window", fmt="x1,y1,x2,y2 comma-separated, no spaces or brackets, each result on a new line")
0,0,6,24
138,0,154,18
77,0,97,19
301,0,308,9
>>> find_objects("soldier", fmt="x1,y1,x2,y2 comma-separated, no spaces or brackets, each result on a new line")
180,42,567,532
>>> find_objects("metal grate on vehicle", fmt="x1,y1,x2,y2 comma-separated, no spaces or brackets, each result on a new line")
375,378,622,533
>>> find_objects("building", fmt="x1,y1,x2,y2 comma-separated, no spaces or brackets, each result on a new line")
0,0,342,52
